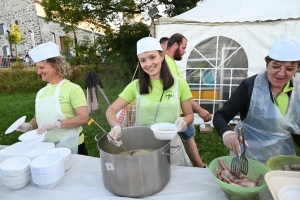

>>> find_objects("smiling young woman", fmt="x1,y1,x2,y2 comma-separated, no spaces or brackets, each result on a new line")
105,37,194,167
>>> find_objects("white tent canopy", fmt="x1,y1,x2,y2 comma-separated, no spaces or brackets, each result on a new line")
171,0,300,23
154,0,300,114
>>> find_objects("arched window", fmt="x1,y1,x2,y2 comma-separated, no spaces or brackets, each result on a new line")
186,36,248,114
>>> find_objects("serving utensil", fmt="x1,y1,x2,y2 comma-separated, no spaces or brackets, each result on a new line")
239,127,248,175
89,118,136,156
230,129,241,177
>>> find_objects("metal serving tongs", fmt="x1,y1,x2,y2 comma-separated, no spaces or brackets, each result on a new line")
239,127,248,175
89,118,136,156
230,128,241,177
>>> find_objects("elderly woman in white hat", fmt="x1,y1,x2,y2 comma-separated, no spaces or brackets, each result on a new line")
17,42,89,155
213,35,300,163
105,37,194,166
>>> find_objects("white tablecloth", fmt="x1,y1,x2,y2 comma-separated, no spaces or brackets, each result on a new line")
0,154,273,200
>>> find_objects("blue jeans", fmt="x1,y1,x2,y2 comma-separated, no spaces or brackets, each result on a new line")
178,123,195,140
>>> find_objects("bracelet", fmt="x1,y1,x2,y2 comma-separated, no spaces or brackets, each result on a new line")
27,122,34,132
57,119,61,129
222,131,236,139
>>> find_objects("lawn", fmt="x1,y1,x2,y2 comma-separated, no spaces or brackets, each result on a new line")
1,78,299,166
0,87,229,165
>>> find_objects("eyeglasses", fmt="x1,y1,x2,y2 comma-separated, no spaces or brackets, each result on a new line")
268,64,298,74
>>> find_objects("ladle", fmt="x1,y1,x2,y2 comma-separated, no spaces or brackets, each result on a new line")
89,118,136,156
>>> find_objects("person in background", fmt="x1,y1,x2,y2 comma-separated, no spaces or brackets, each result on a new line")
213,35,300,163
16,42,89,155
106,37,194,166
159,37,169,53
165,33,211,168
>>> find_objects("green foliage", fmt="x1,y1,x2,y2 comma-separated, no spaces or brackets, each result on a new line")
0,64,126,94
10,60,25,70
61,34,75,52
6,24,23,58
61,36,102,66
0,68,46,94
98,22,150,78
6,24,23,45
41,0,201,30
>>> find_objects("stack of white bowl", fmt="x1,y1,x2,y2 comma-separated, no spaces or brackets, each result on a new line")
44,147,72,171
0,157,31,189
18,130,46,146
30,154,65,189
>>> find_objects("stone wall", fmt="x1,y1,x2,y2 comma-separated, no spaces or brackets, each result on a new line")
0,0,100,58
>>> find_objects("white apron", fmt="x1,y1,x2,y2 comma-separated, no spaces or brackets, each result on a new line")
233,71,300,163
35,80,80,154
136,77,192,167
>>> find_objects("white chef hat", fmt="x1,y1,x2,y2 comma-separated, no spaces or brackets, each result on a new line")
137,37,162,55
29,42,60,62
269,35,300,61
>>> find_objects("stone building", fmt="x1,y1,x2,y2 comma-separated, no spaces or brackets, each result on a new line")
0,0,101,58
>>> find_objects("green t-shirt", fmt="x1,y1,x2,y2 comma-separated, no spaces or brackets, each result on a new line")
165,55,183,78
274,81,293,116
119,78,192,104
39,80,87,144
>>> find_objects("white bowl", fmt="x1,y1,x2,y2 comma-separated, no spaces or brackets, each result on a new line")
150,123,177,140
4,177,30,190
0,157,31,172
31,168,65,185
36,177,63,189
1,172,31,185
63,158,73,171
25,149,46,160
19,130,46,145
44,147,71,161
5,116,26,134
30,154,64,175
32,142,55,151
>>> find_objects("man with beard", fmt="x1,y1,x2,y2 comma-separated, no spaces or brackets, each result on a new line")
165,33,211,168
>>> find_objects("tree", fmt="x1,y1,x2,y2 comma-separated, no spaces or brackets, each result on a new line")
98,22,150,78
6,24,23,58
41,0,201,30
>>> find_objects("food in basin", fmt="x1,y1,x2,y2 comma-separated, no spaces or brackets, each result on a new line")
266,155,300,171
209,156,270,200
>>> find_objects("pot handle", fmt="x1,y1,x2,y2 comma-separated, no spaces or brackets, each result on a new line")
95,133,102,142
161,145,181,156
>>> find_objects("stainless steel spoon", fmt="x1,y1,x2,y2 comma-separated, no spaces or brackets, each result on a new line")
90,118,136,156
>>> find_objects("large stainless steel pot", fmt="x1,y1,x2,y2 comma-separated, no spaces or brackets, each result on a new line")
96,126,180,198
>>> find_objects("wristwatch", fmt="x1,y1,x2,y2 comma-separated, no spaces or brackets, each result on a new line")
57,119,62,128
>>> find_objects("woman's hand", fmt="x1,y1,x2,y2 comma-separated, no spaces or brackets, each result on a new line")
175,117,187,132
223,131,241,155
222,130,249,155
107,125,123,146
16,122,30,132
37,121,61,134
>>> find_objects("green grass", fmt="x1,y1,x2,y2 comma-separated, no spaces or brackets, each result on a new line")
1,80,300,165
0,88,229,164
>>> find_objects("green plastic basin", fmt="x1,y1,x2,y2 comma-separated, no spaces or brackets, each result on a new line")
266,155,300,170
209,156,270,200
